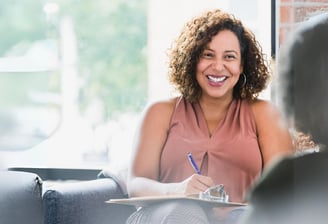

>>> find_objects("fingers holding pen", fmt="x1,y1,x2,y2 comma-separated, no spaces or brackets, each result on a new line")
184,174,215,195
185,152,215,194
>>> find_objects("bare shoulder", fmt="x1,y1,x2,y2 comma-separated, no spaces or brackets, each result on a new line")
140,98,178,128
249,99,282,121
146,98,176,113
249,98,289,132
248,99,294,165
144,98,177,118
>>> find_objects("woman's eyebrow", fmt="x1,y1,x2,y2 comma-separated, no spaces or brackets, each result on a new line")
203,47,213,51
225,50,238,54
204,47,239,54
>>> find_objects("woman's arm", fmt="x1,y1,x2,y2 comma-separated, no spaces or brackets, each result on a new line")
127,99,214,197
127,99,175,197
251,99,294,168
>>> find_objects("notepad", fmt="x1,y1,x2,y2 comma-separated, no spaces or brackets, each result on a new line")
106,194,247,208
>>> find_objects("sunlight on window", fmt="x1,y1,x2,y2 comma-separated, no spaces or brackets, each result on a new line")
0,0,274,170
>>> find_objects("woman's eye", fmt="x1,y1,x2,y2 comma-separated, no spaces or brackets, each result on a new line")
201,52,213,58
225,54,236,60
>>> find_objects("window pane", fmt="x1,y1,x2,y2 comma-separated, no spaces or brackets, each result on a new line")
0,1,60,151
0,0,147,168
0,0,274,169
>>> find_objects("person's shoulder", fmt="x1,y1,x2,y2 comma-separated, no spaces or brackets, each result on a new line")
146,97,177,113
142,97,179,121
248,98,283,121
248,98,279,114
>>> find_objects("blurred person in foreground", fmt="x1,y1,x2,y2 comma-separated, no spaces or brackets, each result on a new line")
240,12,328,224
125,9,293,224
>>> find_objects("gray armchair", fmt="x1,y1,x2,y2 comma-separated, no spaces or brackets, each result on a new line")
43,178,134,224
1,168,135,224
0,170,43,224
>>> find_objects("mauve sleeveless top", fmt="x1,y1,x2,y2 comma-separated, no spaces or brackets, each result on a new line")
159,96,262,202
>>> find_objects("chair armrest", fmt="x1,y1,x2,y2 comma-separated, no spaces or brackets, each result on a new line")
97,168,128,197
0,171,43,224
43,178,135,224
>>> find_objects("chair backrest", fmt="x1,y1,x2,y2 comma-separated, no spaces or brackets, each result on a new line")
0,170,43,224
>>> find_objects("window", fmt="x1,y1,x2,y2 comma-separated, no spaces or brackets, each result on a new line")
0,1,60,152
0,0,147,169
1,0,276,170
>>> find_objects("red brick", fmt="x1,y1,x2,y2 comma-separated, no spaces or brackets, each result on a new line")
294,6,328,22
280,6,294,23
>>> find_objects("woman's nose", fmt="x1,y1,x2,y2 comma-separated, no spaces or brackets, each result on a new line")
212,59,224,71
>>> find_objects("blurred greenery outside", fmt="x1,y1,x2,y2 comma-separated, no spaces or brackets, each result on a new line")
0,0,147,150
0,0,147,115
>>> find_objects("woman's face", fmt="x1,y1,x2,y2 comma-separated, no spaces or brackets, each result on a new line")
196,29,243,101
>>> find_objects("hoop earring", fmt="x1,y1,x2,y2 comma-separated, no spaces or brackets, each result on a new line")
240,73,247,98
241,73,246,87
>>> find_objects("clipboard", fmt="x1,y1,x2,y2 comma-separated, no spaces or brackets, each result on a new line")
106,194,247,208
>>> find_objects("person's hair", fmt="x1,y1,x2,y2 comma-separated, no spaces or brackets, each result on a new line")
278,13,328,147
167,9,270,102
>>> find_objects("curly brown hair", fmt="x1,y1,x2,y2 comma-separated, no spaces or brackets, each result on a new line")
168,9,270,102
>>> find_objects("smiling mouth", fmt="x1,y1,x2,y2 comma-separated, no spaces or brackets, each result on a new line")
207,75,227,83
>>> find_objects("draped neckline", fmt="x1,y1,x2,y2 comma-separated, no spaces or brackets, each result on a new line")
192,99,236,139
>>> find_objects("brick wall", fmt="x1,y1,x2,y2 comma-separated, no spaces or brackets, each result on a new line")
279,0,328,45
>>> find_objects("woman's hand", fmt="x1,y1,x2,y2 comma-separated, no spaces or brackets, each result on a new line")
174,174,215,195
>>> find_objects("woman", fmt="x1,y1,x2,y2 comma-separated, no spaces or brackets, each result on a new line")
126,9,294,223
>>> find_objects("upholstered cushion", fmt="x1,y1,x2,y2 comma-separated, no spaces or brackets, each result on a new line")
97,167,128,197
43,178,135,224
0,171,43,224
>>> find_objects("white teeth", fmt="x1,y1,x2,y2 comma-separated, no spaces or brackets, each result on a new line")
208,75,226,82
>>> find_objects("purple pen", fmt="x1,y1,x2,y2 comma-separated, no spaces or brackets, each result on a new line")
187,152,201,174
